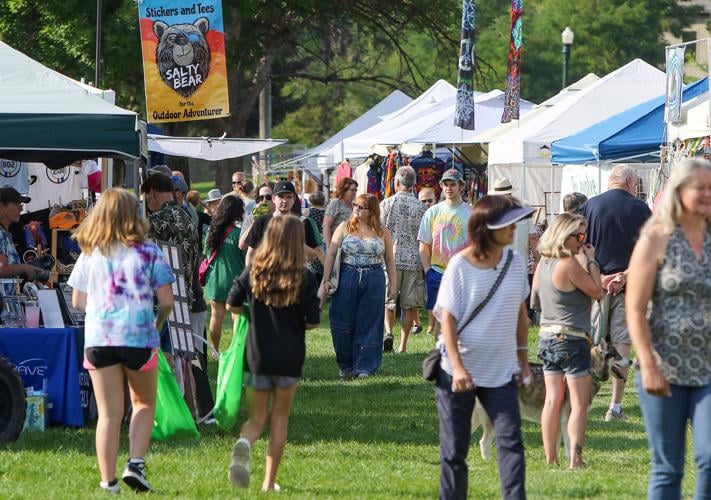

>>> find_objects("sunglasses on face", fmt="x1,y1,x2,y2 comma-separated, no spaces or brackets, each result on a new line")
352,203,369,210
231,181,242,186
256,194,273,202
570,232,587,243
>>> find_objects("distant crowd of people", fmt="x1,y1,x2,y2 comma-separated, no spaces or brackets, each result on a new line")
62,159,709,498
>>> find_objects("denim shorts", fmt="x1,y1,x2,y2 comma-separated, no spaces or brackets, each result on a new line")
244,372,299,390
538,337,591,379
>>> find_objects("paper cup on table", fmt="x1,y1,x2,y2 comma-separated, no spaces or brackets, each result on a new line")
24,299,40,328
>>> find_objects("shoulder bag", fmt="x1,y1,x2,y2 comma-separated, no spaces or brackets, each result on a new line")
422,249,514,381
198,225,235,287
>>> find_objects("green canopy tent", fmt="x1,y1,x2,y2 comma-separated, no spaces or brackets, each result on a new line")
0,41,139,168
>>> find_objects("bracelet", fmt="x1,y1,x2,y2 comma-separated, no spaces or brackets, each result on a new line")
586,259,600,271
516,346,529,352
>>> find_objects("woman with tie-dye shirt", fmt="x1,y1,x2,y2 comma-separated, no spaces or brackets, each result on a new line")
68,188,174,494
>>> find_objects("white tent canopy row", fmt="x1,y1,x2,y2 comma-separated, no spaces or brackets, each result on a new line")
272,79,536,172
485,59,666,211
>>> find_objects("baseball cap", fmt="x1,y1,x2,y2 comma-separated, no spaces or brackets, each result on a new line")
148,164,172,176
0,187,31,204
489,177,513,196
486,206,536,230
171,175,189,193
273,181,296,196
440,168,464,183
204,188,223,203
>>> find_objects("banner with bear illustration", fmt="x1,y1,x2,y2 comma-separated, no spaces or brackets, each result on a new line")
139,0,229,123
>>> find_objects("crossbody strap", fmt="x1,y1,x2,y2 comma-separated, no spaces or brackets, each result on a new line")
457,249,514,336
206,225,236,266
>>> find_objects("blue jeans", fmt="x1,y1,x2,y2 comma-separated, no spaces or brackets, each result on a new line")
637,373,711,500
329,263,385,376
435,370,526,500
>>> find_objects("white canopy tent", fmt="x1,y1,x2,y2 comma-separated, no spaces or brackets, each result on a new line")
272,89,412,172
486,59,666,212
147,135,287,161
667,91,711,141
398,90,536,145
340,80,457,160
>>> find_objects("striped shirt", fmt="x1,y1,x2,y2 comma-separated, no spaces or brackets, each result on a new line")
434,250,529,388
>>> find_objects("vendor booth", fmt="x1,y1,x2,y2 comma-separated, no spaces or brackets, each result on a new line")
486,59,666,215
0,41,142,433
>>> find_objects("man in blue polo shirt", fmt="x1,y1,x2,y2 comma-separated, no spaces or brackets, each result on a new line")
580,165,651,421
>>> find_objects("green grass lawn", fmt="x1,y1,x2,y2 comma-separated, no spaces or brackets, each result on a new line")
0,311,699,498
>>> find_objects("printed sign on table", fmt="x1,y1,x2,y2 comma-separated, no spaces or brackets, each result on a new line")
138,0,229,123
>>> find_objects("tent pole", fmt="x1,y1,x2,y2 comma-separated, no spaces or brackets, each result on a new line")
597,158,602,195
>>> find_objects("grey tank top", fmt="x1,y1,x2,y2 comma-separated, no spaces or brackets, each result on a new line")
648,226,711,386
538,258,592,334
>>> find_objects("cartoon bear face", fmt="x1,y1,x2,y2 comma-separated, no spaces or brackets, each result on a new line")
153,17,211,98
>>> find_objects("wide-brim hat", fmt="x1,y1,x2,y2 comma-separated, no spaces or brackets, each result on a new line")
489,177,513,196
204,188,223,203
486,206,536,230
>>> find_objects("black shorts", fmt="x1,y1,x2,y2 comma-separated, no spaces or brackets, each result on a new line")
84,347,158,372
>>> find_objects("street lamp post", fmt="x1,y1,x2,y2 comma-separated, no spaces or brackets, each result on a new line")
561,27,574,89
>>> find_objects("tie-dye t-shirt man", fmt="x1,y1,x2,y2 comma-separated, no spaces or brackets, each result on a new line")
417,201,471,273
67,241,175,349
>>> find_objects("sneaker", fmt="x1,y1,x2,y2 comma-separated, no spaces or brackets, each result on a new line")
338,369,352,380
229,438,252,488
383,335,394,353
99,479,120,494
410,325,423,335
605,408,628,422
122,461,151,492
356,372,370,379
262,483,281,493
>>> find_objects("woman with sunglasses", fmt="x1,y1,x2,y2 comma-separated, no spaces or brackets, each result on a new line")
322,194,396,378
531,212,603,468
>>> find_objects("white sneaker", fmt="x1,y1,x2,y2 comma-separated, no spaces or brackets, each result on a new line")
228,438,252,488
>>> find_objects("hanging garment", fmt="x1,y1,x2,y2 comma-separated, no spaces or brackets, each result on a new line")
354,160,371,195
335,160,352,185
410,150,446,200
367,160,383,200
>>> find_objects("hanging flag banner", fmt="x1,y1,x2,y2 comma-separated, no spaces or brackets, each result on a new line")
454,0,476,130
501,0,523,123
138,0,229,123
664,46,684,125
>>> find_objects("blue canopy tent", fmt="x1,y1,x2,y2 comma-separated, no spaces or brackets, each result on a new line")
552,78,708,164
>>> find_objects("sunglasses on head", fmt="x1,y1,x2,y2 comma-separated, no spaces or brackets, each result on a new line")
256,194,273,202
571,232,586,243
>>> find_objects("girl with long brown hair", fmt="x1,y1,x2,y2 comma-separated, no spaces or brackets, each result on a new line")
68,188,175,493
226,215,320,492
322,193,396,378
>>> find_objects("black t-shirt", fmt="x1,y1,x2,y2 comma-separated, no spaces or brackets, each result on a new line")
226,268,320,377
245,213,319,249
580,189,652,274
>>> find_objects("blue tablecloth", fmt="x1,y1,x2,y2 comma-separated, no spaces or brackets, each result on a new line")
0,327,84,427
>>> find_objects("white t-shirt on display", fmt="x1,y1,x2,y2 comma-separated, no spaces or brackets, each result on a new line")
0,159,30,194
26,163,83,212
434,251,529,388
